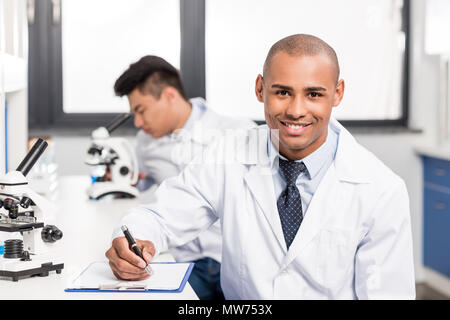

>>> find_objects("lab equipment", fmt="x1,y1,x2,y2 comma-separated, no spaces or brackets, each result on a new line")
0,138,64,281
85,114,139,200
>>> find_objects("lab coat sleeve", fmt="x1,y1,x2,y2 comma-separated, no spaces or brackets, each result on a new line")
112,148,223,257
354,179,416,299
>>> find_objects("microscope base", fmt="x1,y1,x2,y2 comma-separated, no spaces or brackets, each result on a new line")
0,255,64,282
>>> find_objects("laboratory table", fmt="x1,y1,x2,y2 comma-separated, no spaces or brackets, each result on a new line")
0,175,198,300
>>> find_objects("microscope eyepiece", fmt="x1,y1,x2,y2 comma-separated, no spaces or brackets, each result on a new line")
16,138,48,177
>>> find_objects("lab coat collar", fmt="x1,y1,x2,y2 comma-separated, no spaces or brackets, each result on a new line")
328,117,373,184
243,118,372,256
248,118,373,184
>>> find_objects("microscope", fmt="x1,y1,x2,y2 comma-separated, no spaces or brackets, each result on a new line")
0,138,64,281
85,113,139,200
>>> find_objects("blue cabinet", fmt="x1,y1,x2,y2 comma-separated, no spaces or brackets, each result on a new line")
422,156,450,277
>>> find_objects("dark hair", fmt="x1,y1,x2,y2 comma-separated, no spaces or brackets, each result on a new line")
114,55,188,100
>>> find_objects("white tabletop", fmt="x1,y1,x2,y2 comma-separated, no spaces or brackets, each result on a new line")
0,175,198,300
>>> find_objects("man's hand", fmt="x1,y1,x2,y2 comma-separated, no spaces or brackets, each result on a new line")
105,237,156,280
138,172,147,180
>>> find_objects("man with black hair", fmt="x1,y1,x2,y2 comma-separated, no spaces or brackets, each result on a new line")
113,55,255,300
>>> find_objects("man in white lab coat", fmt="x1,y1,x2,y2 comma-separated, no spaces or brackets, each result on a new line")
106,35,415,299
112,55,255,300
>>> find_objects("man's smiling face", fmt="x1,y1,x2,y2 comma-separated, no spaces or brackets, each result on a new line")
256,51,344,160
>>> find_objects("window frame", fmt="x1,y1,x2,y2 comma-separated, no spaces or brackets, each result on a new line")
28,0,410,130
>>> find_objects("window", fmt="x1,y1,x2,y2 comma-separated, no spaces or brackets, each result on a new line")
29,0,409,129
205,0,410,126
29,0,202,129
61,0,180,114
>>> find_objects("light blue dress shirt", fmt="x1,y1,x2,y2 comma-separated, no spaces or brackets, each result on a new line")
177,97,207,131
268,125,339,215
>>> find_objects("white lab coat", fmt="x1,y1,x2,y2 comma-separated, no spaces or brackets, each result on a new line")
114,118,415,299
134,98,256,263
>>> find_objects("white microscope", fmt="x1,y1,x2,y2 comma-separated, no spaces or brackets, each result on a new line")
85,113,139,200
0,138,64,281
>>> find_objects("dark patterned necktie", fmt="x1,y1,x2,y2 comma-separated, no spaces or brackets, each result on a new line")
277,158,307,250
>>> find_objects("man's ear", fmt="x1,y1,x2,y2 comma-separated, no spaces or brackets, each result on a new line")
255,74,265,103
332,79,345,107
162,86,177,101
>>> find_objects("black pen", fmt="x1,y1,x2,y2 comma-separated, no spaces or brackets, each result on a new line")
121,225,152,276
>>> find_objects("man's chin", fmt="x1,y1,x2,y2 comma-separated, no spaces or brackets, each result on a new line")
279,135,310,150
279,138,321,160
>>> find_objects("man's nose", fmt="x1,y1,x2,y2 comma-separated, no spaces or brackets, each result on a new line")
134,114,143,128
286,95,307,119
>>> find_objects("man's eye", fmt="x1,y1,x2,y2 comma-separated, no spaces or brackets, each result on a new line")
309,92,323,98
276,90,289,96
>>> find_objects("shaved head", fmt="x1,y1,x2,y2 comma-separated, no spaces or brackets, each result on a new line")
263,34,340,83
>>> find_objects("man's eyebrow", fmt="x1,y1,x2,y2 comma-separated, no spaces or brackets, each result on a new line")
271,84,327,92
304,86,327,92
133,104,143,113
271,84,294,91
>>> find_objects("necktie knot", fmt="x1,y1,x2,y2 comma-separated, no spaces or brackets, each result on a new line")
278,159,307,186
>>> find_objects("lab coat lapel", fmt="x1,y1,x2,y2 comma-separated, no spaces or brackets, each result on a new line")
244,165,287,252
243,126,287,252
281,163,341,268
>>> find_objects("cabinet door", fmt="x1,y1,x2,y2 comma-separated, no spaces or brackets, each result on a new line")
424,156,450,190
424,188,450,277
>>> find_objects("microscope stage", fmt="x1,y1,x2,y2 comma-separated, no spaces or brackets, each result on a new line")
0,221,44,232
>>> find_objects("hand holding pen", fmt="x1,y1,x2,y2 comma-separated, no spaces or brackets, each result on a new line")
121,225,153,276
105,226,156,280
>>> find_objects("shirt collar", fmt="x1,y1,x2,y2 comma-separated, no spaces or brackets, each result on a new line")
267,125,338,180
168,97,207,141
182,97,207,131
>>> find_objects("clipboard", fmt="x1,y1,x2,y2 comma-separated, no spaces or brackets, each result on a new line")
65,261,194,293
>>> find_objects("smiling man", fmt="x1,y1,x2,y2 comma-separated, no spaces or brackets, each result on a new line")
106,35,415,299
258,37,343,161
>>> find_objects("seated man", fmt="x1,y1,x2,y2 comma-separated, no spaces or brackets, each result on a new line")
113,55,255,300
106,35,415,299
